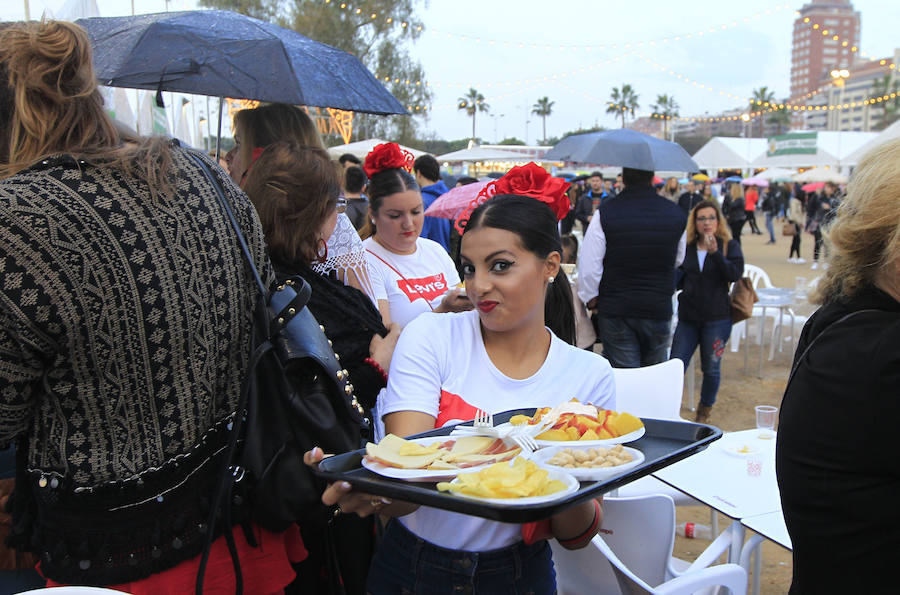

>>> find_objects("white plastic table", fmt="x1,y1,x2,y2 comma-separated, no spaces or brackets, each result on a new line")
738,510,792,595
652,429,781,591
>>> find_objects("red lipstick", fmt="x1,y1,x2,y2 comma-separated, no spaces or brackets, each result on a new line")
477,300,498,313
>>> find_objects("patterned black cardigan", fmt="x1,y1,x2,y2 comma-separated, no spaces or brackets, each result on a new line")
0,146,271,584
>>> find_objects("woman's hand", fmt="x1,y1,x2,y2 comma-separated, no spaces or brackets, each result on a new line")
435,288,473,313
704,234,718,254
303,447,418,518
369,323,401,371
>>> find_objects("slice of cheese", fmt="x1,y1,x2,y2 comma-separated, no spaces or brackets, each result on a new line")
365,434,447,469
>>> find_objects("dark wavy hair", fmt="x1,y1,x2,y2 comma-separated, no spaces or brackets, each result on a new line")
463,195,575,345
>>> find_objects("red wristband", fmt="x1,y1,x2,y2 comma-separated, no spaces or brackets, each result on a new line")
364,357,388,385
557,499,601,548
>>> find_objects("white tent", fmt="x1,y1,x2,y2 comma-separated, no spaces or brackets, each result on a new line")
751,131,876,170
437,146,537,162
691,137,768,172
792,167,848,183
326,139,426,160
755,167,797,181
842,119,900,167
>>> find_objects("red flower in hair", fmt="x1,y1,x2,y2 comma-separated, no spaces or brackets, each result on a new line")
454,163,571,233
363,142,415,178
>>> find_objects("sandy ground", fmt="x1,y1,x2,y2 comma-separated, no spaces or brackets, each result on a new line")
670,219,818,594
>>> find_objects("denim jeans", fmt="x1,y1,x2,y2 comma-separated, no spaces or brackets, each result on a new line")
366,520,556,595
765,212,776,242
596,316,673,368
671,318,732,407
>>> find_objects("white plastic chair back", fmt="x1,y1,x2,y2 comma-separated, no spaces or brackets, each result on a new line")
601,494,676,587
612,360,686,421
743,264,773,289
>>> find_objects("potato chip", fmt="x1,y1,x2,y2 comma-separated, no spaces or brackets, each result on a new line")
437,458,566,499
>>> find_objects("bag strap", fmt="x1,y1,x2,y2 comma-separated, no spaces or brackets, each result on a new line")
365,247,436,311
785,308,883,391
187,151,261,595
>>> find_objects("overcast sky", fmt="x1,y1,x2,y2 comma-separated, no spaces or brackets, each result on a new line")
4,0,897,143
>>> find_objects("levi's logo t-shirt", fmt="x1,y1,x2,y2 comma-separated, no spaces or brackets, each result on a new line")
397,273,448,302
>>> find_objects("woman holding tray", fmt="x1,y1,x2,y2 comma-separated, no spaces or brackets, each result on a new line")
307,164,616,594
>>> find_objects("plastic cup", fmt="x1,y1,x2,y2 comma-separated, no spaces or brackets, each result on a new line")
746,456,763,477
756,405,778,439
795,276,807,300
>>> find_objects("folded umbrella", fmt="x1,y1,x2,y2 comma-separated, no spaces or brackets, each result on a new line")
76,10,406,115
544,129,698,172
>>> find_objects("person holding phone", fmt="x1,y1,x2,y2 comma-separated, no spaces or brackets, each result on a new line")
670,200,744,423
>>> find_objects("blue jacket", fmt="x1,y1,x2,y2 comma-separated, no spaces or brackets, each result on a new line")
420,180,451,251
596,186,687,320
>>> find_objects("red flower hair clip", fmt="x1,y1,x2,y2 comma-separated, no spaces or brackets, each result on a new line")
363,142,415,178
454,162,571,233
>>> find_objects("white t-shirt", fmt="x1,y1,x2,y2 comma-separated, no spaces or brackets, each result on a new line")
378,310,616,551
363,237,460,328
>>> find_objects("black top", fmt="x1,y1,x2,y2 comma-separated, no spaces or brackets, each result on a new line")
676,238,744,323
776,284,900,594
677,191,703,216
273,260,387,414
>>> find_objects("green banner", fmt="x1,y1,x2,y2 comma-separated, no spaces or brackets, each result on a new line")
767,132,817,156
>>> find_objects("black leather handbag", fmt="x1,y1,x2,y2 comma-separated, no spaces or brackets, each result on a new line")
188,153,369,593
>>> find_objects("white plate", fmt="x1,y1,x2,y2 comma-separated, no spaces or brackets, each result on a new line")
439,467,580,506
361,437,514,482
530,445,645,481
721,443,761,457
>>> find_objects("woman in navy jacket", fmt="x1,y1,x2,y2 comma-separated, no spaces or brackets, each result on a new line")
670,200,744,423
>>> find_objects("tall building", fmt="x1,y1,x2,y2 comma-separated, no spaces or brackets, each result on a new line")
791,0,860,101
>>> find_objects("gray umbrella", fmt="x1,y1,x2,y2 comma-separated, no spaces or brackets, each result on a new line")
75,10,406,116
544,129,698,172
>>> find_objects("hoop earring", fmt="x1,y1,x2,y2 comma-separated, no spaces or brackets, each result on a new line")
316,238,328,263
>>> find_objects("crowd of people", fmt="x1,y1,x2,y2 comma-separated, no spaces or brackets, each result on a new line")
0,18,895,595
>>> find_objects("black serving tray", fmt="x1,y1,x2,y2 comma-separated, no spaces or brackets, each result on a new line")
314,409,721,524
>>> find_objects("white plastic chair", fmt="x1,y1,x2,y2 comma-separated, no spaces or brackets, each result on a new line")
552,495,747,595
609,361,719,538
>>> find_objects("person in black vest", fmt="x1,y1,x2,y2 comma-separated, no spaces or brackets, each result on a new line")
677,179,704,216
577,167,687,368
670,200,744,423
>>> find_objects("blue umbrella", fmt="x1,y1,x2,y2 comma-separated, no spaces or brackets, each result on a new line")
75,10,406,115
725,175,743,182
544,129,698,172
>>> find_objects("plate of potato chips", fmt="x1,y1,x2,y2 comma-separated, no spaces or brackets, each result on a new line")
531,445,645,481
436,457,579,505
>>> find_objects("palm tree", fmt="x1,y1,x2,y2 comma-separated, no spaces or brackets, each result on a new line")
457,88,489,141
531,96,555,143
650,94,679,139
766,105,791,135
607,84,639,128
749,87,775,137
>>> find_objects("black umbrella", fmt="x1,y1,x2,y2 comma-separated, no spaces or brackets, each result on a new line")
75,10,406,116
544,129,698,172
